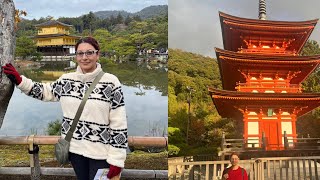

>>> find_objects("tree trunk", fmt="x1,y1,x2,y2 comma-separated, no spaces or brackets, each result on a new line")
0,0,15,128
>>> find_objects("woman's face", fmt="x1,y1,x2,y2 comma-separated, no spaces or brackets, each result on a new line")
76,43,99,74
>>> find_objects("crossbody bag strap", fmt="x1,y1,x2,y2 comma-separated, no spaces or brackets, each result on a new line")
65,71,104,142
241,167,244,180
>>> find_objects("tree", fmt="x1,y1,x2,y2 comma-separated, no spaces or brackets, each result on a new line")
93,28,112,56
168,49,238,156
0,0,15,127
301,40,320,56
116,13,124,24
111,37,136,60
109,15,116,26
124,15,133,25
82,11,97,34
298,39,320,138
15,36,39,60
132,15,142,22
127,21,148,34
168,144,180,156
302,40,320,92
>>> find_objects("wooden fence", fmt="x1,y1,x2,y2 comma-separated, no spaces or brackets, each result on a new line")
0,135,168,179
168,156,320,180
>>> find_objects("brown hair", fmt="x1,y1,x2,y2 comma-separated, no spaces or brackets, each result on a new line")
75,37,100,51
230,152,240,159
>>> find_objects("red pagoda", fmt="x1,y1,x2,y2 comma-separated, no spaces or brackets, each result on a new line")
209,1,320,155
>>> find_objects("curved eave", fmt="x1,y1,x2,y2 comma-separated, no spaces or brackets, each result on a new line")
215,48,320,61
219,12,318,54
215,48,320,91
35,20,73,27
219,12,318,27
208,88,320,119
208,88,320,98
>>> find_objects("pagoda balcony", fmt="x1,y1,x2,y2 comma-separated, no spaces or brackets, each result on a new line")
220,132,320,154
236,82,301,93
239,47,297,55
37,40,76,47
37,30,70,36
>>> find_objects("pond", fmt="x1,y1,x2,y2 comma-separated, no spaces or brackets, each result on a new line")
0,61,168,137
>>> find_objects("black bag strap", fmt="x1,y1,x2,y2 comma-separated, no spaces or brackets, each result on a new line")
65,71,104,142
241,167,244,180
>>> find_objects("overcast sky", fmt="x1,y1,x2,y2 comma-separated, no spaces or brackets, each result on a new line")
13,0,167,20
169,0,320,58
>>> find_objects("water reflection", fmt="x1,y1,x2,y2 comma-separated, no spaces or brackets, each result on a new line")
0,61,168,136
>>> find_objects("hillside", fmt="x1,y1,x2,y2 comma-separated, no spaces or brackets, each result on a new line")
94,5,168,19
168,48,240,157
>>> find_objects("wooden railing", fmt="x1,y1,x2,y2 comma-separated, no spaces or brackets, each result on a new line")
235,83,301,93
219,132,266,159
285,137,320,150
220,131,320,159
41,56,74,62
168,156,320,180
255,156,320,180
0,135,168,179
168,159,255,180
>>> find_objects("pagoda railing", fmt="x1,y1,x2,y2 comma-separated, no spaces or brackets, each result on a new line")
236,82,301,93
239,48,296,55
285,137,320,151
219,132,320,159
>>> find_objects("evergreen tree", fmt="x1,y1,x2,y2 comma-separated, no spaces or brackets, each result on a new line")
15,36,41,60
124,15,133,25
116,13,124,24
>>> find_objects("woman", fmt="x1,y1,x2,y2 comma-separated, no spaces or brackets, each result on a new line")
2,37,127,180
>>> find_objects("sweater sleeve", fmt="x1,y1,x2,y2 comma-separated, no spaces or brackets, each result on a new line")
106,77,128,168
17,75,63,102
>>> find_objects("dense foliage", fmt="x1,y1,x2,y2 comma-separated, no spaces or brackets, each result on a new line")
298,40,320,137
168,49,240,157
15,36,42,60
169,40,320,157
15,6,168,61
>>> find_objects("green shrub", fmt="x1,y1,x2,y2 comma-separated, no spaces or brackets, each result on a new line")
47,119,61,135
168,144,180,156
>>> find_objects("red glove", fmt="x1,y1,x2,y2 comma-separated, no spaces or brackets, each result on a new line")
107,164,122,179
2,63,22,85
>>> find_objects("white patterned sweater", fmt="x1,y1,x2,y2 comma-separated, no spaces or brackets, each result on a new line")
17,64,127,168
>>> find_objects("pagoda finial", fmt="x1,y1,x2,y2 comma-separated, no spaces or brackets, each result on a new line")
259,0,267,20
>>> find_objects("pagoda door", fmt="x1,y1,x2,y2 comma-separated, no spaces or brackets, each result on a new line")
262,121,280,150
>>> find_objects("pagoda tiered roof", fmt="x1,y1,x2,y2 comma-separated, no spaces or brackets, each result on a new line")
219,12,318,54
215,48,320,91
35,20,73,27
208,88,320,120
